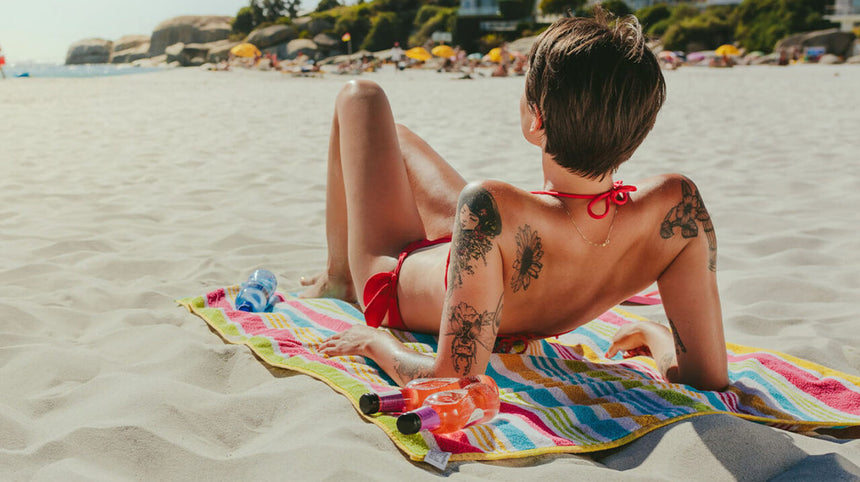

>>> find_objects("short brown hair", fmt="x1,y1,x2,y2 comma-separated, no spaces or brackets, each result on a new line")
525,8,665,179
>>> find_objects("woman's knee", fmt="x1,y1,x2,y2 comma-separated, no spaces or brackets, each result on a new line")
336,79,387,109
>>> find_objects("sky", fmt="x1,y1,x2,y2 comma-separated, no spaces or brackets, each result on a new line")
0,0,317,63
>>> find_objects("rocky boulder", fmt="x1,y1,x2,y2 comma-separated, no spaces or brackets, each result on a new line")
775,29,857,58
246,25,298,49
114,35,150,53
205,40,239,63
164,42,210,67
293,16,334,36
149,16,231,56
286,39,319,60
66,38,113,65
818,53,842,64
111,40,150,64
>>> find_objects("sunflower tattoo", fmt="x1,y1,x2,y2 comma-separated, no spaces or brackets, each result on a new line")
511,224,544,292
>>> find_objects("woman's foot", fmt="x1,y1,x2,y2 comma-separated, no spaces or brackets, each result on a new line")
299,272,357,303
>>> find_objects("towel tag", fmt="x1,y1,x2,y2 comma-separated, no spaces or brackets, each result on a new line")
423,449,451,471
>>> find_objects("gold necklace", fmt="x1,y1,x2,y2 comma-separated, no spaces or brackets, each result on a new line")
558,200,617,247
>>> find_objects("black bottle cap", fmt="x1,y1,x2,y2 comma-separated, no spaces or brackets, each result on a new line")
396,412,422,435
359,393,380,415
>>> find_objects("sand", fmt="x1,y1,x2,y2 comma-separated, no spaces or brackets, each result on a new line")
1,64,859,480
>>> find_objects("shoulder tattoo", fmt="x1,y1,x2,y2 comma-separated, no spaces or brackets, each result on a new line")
449,187,502,287
444,295,502,375
511,224,544,292
659,179,717,271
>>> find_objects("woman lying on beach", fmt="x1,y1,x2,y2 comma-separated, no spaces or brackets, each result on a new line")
310,11,729,392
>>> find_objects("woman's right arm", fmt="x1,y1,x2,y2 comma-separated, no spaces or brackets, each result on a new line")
654,176,728,391
607,176,729,391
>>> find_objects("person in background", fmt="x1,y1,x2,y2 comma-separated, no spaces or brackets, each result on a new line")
0,44,6,79
390,42,404,71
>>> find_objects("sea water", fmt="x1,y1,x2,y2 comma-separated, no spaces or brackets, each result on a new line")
2,62,164,79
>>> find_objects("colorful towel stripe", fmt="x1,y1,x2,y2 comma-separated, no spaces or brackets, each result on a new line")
178,287,860,462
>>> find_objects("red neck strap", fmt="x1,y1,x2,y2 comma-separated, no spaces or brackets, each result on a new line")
532,180,637,219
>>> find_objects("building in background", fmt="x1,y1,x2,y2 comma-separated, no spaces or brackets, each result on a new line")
825,0,860,31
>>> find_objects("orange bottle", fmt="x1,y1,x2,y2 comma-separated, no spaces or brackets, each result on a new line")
359,375,496,415
395,380,500,434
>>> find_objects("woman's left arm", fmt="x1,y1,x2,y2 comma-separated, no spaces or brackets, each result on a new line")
319,182,506,386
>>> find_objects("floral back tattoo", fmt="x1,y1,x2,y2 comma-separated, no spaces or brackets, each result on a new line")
511,224,544,292
660,179,717,271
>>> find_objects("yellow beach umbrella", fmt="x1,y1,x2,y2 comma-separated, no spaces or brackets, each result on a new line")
405,46,432,61
715,44,740,57
230,43,262,58
431,44,455,58
487,47,514,63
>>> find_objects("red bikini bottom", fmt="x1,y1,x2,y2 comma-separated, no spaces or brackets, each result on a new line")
362,237,451,330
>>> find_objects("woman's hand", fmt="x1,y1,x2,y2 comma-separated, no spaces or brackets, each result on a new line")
319,325,382,358
605,321,669,359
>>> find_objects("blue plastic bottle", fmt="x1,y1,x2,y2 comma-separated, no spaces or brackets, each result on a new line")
235,269,278,312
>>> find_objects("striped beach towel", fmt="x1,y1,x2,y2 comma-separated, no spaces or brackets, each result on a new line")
178,287,860,464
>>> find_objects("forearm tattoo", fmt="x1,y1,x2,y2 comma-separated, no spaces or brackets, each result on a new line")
511,224,544,292
449,187,502,287
393,357,434,382
660,179,717,271
444,295,503,374
668,318,687,355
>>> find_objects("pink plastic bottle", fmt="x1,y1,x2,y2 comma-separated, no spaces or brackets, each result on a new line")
395,380,500,434
359,374,496,415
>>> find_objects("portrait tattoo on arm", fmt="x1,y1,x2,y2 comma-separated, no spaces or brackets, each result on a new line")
667,318,687,355
444,295,503,374
449,188,502,287
511,224,544,292
659,179,718,271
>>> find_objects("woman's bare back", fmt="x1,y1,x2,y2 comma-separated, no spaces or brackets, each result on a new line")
398,174,710,337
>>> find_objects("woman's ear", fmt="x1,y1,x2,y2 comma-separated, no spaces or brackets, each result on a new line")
530,106,543,133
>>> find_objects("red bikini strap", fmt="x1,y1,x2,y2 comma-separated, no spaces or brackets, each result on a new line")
531,180,637,219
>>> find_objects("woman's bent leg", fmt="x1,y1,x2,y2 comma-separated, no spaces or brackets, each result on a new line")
335,80,427,294
396,124,467,239
299,106,358,301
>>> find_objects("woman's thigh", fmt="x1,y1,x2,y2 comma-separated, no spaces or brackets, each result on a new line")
335,81,426,289
396,124,468,239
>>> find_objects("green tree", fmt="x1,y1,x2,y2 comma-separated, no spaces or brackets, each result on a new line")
409,6,457,46
646,3,698,37
499,0,532,20
539,0,585,15
232,6,257,35
635,3,671,31
284,0,301,18
595,0,632,17
316,0,341,12
733,0,834,52
663,11,734,51
262,0,286,21
363,11,401,50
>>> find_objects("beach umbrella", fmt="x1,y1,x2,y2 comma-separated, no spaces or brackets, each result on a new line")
230,43,261,58
715,44,741,57
487,47,513,63
431,44,455,58
405,47,432,61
